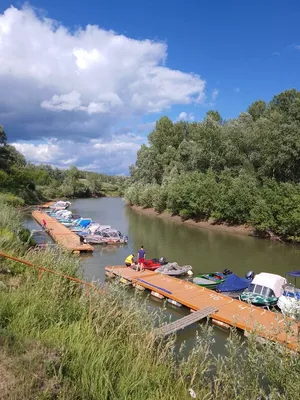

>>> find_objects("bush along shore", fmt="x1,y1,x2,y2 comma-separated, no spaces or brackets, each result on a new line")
125,89,300,243
0,202,300,399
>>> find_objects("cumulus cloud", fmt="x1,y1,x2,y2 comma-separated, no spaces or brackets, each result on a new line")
12,134,143,174
0,5,206,173
176,112,195,121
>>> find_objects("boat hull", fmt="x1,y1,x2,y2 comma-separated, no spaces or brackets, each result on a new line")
240,292,278,307
193,272,227,289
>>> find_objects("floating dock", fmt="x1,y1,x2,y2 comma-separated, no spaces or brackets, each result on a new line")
105,266,299,351
32,210,94,253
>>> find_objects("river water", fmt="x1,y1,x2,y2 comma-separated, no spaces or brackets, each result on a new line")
24,197,300,354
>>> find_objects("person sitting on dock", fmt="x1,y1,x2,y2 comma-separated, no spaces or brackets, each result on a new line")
41,219,47,230
137,246,146,271
125,254,135,267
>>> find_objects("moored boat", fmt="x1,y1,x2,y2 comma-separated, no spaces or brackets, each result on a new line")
216,271,254,297
240,272,286,307
193,269,232,289
277,270,300,318
156,262,193,276
84,229,128,244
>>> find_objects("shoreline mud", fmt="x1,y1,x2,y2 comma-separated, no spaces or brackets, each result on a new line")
129,205,254,237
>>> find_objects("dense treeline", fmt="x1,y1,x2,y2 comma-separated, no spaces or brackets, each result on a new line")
0,126,126,204
125,89,300,241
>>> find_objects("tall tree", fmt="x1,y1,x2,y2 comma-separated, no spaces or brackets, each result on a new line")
247,100,266,121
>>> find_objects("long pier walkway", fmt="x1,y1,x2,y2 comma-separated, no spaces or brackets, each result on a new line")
105,266,299,351
32,210,94,253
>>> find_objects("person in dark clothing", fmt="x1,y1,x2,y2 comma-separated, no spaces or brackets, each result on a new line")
137,246,146,271
79,235,85,244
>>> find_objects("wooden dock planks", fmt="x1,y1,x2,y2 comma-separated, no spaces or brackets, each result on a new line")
156,306,218,336
32,210,94,253
105,265,299,351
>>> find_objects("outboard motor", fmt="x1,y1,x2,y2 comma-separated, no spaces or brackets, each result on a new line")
245,270,255,280
159,257,167,265
223,268,232,276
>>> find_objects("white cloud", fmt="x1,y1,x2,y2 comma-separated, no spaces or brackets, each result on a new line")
211,89,219,102
176,112,195,121
235,87,240,93
12,133,143,174
41,91,82,112
0,5,206,173
293,45,300,50
207,88,219,107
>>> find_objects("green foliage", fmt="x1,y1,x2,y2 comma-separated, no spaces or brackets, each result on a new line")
0,203,299,399
247,100,266,121
0,193,25,207
127,89,300,241
0,124,7,145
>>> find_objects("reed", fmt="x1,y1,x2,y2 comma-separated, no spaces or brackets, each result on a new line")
0,202,299,399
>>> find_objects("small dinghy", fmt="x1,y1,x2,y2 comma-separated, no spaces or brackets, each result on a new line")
193,269,232,289
156,262,193,276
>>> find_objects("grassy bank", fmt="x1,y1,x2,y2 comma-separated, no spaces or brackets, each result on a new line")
0,203,299,399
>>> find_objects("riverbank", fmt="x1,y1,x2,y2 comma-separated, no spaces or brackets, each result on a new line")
130,205,254,236
1,200,300,399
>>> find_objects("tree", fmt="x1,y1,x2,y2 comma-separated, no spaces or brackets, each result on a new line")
0,125,7,145
148,117,174,154
247,100,266,121
205,110,222,124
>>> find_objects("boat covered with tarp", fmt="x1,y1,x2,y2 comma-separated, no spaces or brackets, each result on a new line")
156,262,193,276
216,272,254,296
69,218,93,231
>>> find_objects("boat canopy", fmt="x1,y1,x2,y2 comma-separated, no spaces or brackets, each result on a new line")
286,270,300,278
77,218,92,228
57,210,72,217
216,274,251,292
251,273,287,298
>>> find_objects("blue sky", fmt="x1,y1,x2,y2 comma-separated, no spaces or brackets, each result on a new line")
0,1,299,174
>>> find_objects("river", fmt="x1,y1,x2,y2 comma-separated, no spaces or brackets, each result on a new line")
24,197,300,354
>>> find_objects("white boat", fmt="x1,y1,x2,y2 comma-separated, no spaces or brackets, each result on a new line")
278,271,300,318
240,273,287,307
156,262,193,276
49,201,71,210
84,229,128,244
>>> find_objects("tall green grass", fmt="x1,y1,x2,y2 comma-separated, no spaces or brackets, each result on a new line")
0,202,299,399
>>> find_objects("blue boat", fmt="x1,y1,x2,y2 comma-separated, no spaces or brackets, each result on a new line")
216,272,254,297
69,218,93,231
